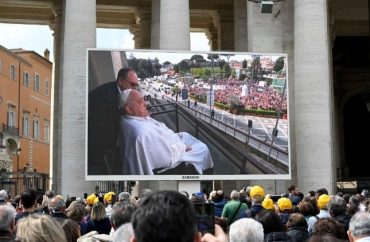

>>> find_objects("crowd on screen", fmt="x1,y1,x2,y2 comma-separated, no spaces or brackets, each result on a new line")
189,79,287,113
1,184,370,242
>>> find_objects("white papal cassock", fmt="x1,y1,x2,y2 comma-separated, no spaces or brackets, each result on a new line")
119,115,214,175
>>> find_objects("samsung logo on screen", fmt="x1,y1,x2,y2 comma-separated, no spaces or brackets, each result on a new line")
182,175,200,179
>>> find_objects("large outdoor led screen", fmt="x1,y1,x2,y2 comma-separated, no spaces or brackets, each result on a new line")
86,49,290,181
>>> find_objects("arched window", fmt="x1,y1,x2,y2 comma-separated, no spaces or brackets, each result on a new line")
10,65,16,80
34,74,40,91
23,72,29,86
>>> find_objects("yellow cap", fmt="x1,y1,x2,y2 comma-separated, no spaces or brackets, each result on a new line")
262,197,274,210
317,194,330,209
277,197,292,211
86,193,97,206
103,191,116,202
250,185,265,199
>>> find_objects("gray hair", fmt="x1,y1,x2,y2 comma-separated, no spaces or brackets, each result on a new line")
230,190,239,200
229,218,264,242
327,195,347,216
49,196,66,212
0,205,16,231
349,212,370,238
113,223,134,242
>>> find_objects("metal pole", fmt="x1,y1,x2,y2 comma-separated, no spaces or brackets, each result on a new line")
267,79,287,162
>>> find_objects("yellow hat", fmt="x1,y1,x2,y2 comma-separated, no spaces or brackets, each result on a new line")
86,193,97,206
277,197,292,211
103,192,116,202
317,194,330,209
262,197,274,210
250,185,265,199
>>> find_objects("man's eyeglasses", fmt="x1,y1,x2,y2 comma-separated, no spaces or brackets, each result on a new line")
129,82,139,88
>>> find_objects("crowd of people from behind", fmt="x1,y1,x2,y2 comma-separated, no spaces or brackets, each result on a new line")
1,184,370,242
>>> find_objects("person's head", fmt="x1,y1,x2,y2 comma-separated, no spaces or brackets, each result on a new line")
0,204,16,232
309,234,344,242
298,200,316,217
327,195,347,217
16,214,67,242
230,190,240,201
91,202,107,221
66,201,87,223
55,218,81,242
116,67,139,90
118,192,137,205
361,189,370,198
255,210,283,235
131,190,199,242
317,194,330,210
348,212,370,242
20,188,37,209
262,197,275,212
85,193,97,207
312,217,347,240
286,213,307,230
277,197,292,212
229,218,264,242
45,190,55,199
0,190,8,205
120,89,149,117
250,185,265,204
110,201,136,230
113,223,134,242
49,195,66,213
288,185,298,194
315,188,328,199
103,191,116,205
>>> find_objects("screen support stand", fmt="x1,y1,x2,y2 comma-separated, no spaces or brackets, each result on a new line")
178,180,201,199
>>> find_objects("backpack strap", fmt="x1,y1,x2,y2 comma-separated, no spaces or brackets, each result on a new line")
228,202,243,225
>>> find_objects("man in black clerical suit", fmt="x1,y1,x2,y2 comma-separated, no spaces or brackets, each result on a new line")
88,67,139,175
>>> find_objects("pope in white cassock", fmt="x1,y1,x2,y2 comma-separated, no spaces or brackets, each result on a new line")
118,89,214,175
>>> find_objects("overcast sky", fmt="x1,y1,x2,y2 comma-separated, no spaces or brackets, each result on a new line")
0,23,210,63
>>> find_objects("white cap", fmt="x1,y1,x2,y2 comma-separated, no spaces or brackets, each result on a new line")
119,89,133,110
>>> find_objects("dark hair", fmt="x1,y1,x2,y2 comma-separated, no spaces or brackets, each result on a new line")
286,213,307,229
55,218,81,242
20,188,37,209
116,67,135,82
255,210,284,235
298,200,316,217
308,191,315,198
309,234,345,242
315,188,328,198
131,190,197,242
327,196,347,217
288,185,297,193
110,201,136,228
313,217,347,240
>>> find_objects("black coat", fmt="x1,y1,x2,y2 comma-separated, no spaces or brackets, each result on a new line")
88,82,122,175
265,232,292,242
286,226,309,242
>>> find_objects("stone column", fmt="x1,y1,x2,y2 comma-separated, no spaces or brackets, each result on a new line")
159,0,190,50
218,10,234,51
151,0,160,49
234,0,248,51
294,0,335,194
57,0,96,197
50,3,63,195
247,1,283,52
130,9,151,49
